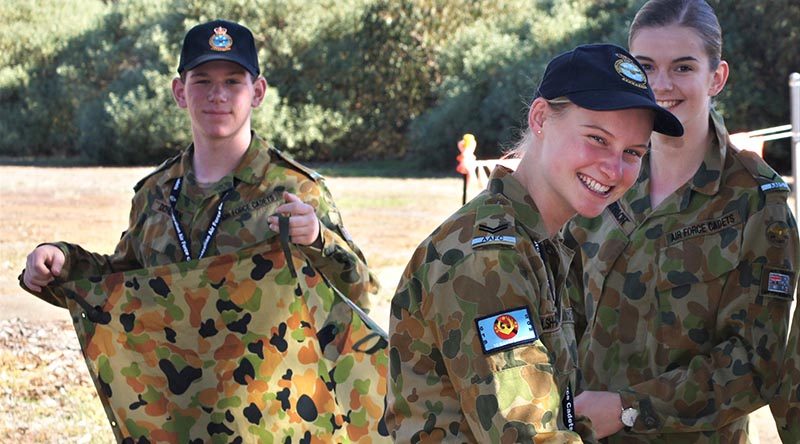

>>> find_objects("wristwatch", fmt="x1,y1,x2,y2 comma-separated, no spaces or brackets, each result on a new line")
621,407,639,427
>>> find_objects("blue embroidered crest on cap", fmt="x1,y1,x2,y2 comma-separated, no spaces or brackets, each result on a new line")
475,307,538,354
209,26,233,52
615,53,647,89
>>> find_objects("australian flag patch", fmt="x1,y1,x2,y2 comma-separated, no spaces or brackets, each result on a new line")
762,267,794,299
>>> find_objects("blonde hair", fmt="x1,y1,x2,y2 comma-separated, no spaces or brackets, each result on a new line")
504,97,572,159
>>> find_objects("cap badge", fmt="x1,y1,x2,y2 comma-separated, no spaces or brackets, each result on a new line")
614,53,647,89
209,27,233,52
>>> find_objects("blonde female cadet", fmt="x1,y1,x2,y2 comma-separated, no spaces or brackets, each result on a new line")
567,1,800,442
385,43,682,443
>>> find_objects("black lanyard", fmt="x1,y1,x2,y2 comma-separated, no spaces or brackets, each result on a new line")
533,241,557,302
168,177,234,261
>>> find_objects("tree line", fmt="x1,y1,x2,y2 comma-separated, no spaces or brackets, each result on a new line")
1,0,797,171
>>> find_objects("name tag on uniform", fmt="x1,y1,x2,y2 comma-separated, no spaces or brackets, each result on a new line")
665,211,741,245
475,307,538,354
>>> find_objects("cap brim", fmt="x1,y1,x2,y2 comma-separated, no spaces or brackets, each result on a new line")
566,90,684,137
182,54,259,77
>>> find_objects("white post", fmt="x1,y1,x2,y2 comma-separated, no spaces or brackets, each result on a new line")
792,72,800,219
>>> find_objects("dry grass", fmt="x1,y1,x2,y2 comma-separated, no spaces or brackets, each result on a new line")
0,165,782,442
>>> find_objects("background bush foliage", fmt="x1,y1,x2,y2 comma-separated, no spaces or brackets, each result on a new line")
1,0,797,170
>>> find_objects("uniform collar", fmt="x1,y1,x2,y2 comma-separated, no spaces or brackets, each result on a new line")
687,108,727,196
637,110,726,198
622,109,728,218
157,132,271,190
487,166,550,241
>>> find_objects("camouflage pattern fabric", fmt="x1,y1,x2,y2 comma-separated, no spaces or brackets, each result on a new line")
52,239,389,443
386,167,590,443
771,305,800,443
34,133,378,312
565,109,799,443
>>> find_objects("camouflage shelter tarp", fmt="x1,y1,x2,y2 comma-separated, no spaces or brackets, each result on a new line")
50,239,389,443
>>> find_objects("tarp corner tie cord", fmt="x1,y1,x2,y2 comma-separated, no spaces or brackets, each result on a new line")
276,214,388,343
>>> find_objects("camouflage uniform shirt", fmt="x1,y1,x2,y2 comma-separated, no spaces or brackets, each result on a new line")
770,298,800,443
33,133,378,310
566,110,799,443
386,167,587,443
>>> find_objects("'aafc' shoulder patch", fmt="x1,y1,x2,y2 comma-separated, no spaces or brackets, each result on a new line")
761,268,795,299
471,204,517,249
475,307,538,354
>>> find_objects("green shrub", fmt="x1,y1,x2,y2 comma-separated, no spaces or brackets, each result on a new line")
1,0,797,170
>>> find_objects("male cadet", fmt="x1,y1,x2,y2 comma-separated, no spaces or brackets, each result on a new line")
20,19,386,442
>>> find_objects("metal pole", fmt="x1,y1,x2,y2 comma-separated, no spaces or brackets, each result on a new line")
790,72,800,331
791,72,800,219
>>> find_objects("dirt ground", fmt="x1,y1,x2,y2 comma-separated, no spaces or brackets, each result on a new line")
0,165,785,442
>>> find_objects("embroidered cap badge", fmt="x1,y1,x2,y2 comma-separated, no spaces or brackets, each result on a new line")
209,26,233,52
615,53,647,89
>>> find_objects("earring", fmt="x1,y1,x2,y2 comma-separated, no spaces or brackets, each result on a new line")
536,130,542,134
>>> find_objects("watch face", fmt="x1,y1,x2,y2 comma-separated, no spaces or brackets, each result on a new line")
621,408,639,427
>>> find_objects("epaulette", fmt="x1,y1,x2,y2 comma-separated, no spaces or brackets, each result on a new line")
269,147,323,182
471,196,518,249
734,149,790,196
133,152,182,192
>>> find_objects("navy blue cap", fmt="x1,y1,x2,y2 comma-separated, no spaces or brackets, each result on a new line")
537,43,683,137
177,19,259,77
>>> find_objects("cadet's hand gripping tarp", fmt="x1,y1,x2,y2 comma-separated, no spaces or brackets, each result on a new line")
53,238,390,443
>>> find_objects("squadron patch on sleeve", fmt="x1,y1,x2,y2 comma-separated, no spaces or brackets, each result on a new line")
762,267,794,299
475,307,538,354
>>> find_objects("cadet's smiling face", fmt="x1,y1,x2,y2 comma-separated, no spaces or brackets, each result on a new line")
523,99,653,233
629,25,728,138
172,60,267,143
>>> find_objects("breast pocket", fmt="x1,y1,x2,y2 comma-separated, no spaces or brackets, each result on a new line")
138,209,177,266
655,225,741,353
215,200,282,253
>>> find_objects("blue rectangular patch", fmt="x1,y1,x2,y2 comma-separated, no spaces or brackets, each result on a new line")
761,182,790,192
475,307,538,354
